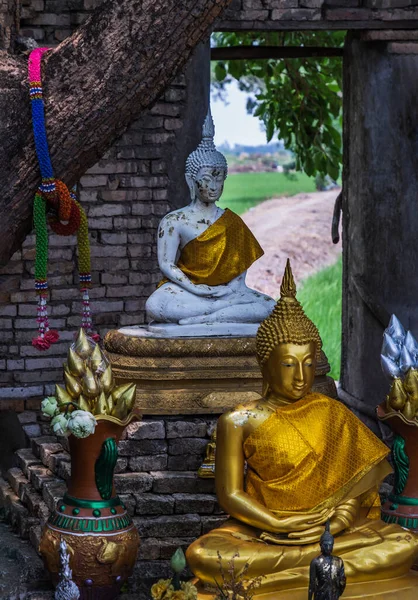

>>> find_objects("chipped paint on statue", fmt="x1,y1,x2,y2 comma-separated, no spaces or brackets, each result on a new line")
119,107,275,339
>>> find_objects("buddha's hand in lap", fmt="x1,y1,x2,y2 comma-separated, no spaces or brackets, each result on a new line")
271,499,359,546
193,284,231,298
260,507,335,542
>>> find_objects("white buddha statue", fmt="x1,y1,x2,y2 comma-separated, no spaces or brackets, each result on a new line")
120,109,275,338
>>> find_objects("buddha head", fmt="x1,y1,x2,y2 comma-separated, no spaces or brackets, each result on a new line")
256,259,322,402
185,108,228,204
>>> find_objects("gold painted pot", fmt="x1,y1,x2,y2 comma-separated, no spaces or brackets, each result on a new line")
377,402,418,531
40,416,140,599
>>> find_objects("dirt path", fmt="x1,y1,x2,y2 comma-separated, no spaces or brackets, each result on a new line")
242,189,342,297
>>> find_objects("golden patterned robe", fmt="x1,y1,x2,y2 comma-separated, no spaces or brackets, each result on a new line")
159,209,263,287
186,393,418,596
244,393,390,515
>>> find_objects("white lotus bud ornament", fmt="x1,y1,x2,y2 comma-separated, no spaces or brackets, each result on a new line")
381,332,401,361
387,314,406,344
51,414,70,437
67,410,97,439
399,346,415,374
41,396,58,417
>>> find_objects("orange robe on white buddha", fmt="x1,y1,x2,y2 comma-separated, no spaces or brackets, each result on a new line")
159,209,264,287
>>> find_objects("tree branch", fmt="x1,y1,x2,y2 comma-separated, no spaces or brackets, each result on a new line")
0,0,232,266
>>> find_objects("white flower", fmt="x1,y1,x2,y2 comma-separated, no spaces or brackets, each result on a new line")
67,410,97,439
51,414,69,437
41,396,58,418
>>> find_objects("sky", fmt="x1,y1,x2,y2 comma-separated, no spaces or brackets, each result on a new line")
211,81,270,147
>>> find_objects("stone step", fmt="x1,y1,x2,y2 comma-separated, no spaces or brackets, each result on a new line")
0,520,52,599
30,437,59,461
7,467,29,500
15,449,42,479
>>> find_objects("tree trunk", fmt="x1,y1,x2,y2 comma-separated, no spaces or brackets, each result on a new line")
341,34,418,407
0,0,231,266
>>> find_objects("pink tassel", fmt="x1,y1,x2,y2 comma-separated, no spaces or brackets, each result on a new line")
45,330,59,343
32,336,51,351
90,333,101,343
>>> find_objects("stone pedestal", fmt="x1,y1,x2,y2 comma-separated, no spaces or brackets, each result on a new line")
104,331,336,415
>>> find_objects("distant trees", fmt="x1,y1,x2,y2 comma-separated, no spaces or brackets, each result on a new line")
212,31,344,180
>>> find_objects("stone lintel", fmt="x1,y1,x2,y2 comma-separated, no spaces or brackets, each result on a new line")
216,16,418,32
360,29,418,40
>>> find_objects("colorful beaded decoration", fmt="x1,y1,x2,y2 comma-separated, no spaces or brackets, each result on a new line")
29,48,97,350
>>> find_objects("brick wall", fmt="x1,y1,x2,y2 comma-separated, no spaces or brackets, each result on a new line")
0,0,209,409
216,0,418,30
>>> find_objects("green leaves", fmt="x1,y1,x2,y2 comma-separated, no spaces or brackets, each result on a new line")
214,62,227,82
211,32,344,180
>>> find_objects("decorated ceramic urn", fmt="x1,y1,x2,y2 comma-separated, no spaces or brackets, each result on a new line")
378,315,418,531
39,330,140,600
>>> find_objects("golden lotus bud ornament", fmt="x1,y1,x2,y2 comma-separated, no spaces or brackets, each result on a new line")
111,382,134,405
82,367,100,399
77,394,92,412
106,393,114,414
64,370,82,399
120,383,136,413
90,344,106,373
403,398,416,421
100,364,114,394
404,369,418,415
388,378,407,411
67,347,86,377
96,391,109,415
55,384,73,408
73,327,93,359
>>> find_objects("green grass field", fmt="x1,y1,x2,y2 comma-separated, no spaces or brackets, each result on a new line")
298,256,342,381
219,172,317,215
219,171,342,380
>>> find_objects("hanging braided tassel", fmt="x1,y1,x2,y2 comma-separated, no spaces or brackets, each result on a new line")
29,48,97,350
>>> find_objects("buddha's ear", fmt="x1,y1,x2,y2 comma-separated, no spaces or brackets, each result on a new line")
262,380,270,398
185,173,196,201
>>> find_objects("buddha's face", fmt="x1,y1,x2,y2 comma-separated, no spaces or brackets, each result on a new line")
320,539,333,557
262,341,316,402
194,167,226,204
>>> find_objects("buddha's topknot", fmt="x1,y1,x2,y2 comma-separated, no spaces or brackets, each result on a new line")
256,259,322,366
185,108,228,180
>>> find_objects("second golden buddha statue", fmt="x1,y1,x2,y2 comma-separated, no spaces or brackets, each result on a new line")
186,260,418,598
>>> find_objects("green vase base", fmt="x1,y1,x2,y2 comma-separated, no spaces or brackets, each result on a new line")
63,493,125,510
48,510,133,534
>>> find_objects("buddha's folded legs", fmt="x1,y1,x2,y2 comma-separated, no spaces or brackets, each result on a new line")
179,299,274,325
146,284,233,323
146,283,274,324
186,519,418,594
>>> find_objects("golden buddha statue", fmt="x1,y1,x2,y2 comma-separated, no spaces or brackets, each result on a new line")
198,427,217,479
186,260,418,599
